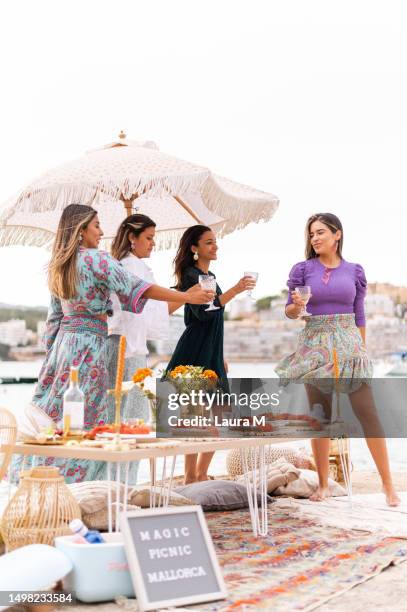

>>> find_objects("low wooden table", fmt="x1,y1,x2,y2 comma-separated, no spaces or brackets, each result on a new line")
12,437,288,537
12,434,352,537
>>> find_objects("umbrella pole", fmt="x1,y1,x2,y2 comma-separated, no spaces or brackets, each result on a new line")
121,196,135,217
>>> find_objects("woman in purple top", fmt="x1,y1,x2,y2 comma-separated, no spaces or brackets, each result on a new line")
276,213,399,506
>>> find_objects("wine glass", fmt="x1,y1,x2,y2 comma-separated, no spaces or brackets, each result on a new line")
198,274,219,311
295,286,312,317
244,271,258,300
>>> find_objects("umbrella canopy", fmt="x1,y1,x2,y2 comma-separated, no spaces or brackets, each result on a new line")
0,134,279,249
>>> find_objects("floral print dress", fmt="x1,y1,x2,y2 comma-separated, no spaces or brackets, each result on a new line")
15,248,151,483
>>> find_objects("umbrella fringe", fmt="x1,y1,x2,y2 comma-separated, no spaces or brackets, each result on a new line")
201,175,279,236
0,226,54,249
14,173,209,213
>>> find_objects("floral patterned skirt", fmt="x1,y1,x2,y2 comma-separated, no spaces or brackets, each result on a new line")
275,314,373,394
12,317,111,484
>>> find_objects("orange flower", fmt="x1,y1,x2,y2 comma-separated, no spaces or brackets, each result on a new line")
132,368,153,384
170,365,188,378
202,369,218,380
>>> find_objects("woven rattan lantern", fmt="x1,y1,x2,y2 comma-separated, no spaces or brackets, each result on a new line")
0,407,17,482
0,466,81,551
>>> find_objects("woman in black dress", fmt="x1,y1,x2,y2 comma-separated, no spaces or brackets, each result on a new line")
166,225,256,483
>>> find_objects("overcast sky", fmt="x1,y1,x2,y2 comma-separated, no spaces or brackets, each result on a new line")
0,1,406,307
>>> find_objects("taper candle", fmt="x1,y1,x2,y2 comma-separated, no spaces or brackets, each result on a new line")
115,335,126,429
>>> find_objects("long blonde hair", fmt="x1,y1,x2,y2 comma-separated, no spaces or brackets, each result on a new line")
48,204,97,299
111,214,156,261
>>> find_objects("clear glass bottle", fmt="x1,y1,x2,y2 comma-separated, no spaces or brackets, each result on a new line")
63,367,85,433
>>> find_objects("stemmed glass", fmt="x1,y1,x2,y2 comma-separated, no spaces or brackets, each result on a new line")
295,286,312,317
198,274,219,311
244,271,258,300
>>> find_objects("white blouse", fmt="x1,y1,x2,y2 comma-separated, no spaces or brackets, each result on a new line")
108,254,169,357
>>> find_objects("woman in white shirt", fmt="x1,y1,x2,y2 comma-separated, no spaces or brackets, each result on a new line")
107,214,188,481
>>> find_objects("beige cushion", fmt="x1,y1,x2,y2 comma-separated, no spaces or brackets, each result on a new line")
236,458,301,493
130,487,194,508
226,445,314,477
274,469,346,497
68,481,125,515
83,504,139,531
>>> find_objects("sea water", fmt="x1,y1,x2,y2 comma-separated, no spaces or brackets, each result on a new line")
1,360,406,481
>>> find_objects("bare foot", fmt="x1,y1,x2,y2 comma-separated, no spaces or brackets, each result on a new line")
184,476,197,485
309,486,331,502
196,474,210,482
383,484,401,507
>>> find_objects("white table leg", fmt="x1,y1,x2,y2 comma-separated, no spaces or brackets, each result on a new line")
240,448,257,537
164,455,177,507
258,445,268,536
240,445,268,537
115,462,121,533
123,461,130,514
107,461,113,533
158,456,167,508
149,458,157,508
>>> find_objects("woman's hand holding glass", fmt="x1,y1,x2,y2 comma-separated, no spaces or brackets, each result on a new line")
233,275,257,296
198,275,220,311
185,283,215,305
291,286,312,318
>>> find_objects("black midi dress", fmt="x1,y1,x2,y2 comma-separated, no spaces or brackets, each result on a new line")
165,266,229,392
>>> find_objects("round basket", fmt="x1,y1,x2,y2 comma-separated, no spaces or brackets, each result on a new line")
0,466,81,551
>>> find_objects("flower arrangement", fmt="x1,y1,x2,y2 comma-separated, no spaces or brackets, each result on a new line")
163,366,219,418
166,365,218,392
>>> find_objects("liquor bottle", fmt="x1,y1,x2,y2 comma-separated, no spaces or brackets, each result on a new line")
63,367,84,433
69,519,105,544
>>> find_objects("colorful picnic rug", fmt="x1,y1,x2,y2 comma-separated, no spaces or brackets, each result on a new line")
187,507,407,611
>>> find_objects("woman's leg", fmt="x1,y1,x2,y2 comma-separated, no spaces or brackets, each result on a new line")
305,384,333,501
196,452,215,481
185,454,198,484
349,383,400,506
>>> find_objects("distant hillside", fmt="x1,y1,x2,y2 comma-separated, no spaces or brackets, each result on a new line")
0,303,48,331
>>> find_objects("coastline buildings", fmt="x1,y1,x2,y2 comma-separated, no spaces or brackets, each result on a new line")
159,286,407,361
1,282,406,361
0,319,28,347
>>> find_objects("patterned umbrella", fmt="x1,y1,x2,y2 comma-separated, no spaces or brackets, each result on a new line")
0,132,279,249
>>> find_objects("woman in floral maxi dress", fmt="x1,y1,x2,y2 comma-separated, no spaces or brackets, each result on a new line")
14,204,212,483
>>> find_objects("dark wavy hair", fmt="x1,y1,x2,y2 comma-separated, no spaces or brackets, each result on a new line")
111,214,156,260
305,213,343,259
173,225,212,289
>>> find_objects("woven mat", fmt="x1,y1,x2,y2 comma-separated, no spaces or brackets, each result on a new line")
58,507,407,612
186,508,407,610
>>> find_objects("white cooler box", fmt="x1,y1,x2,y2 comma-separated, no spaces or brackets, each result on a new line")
55,532,135,603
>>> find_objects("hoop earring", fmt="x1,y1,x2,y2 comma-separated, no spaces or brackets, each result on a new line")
193,252,199,261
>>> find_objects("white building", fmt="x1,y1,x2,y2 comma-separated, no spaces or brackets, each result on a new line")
0,319,28,347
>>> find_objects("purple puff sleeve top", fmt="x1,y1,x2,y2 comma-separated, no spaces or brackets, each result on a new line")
285,258,367,327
